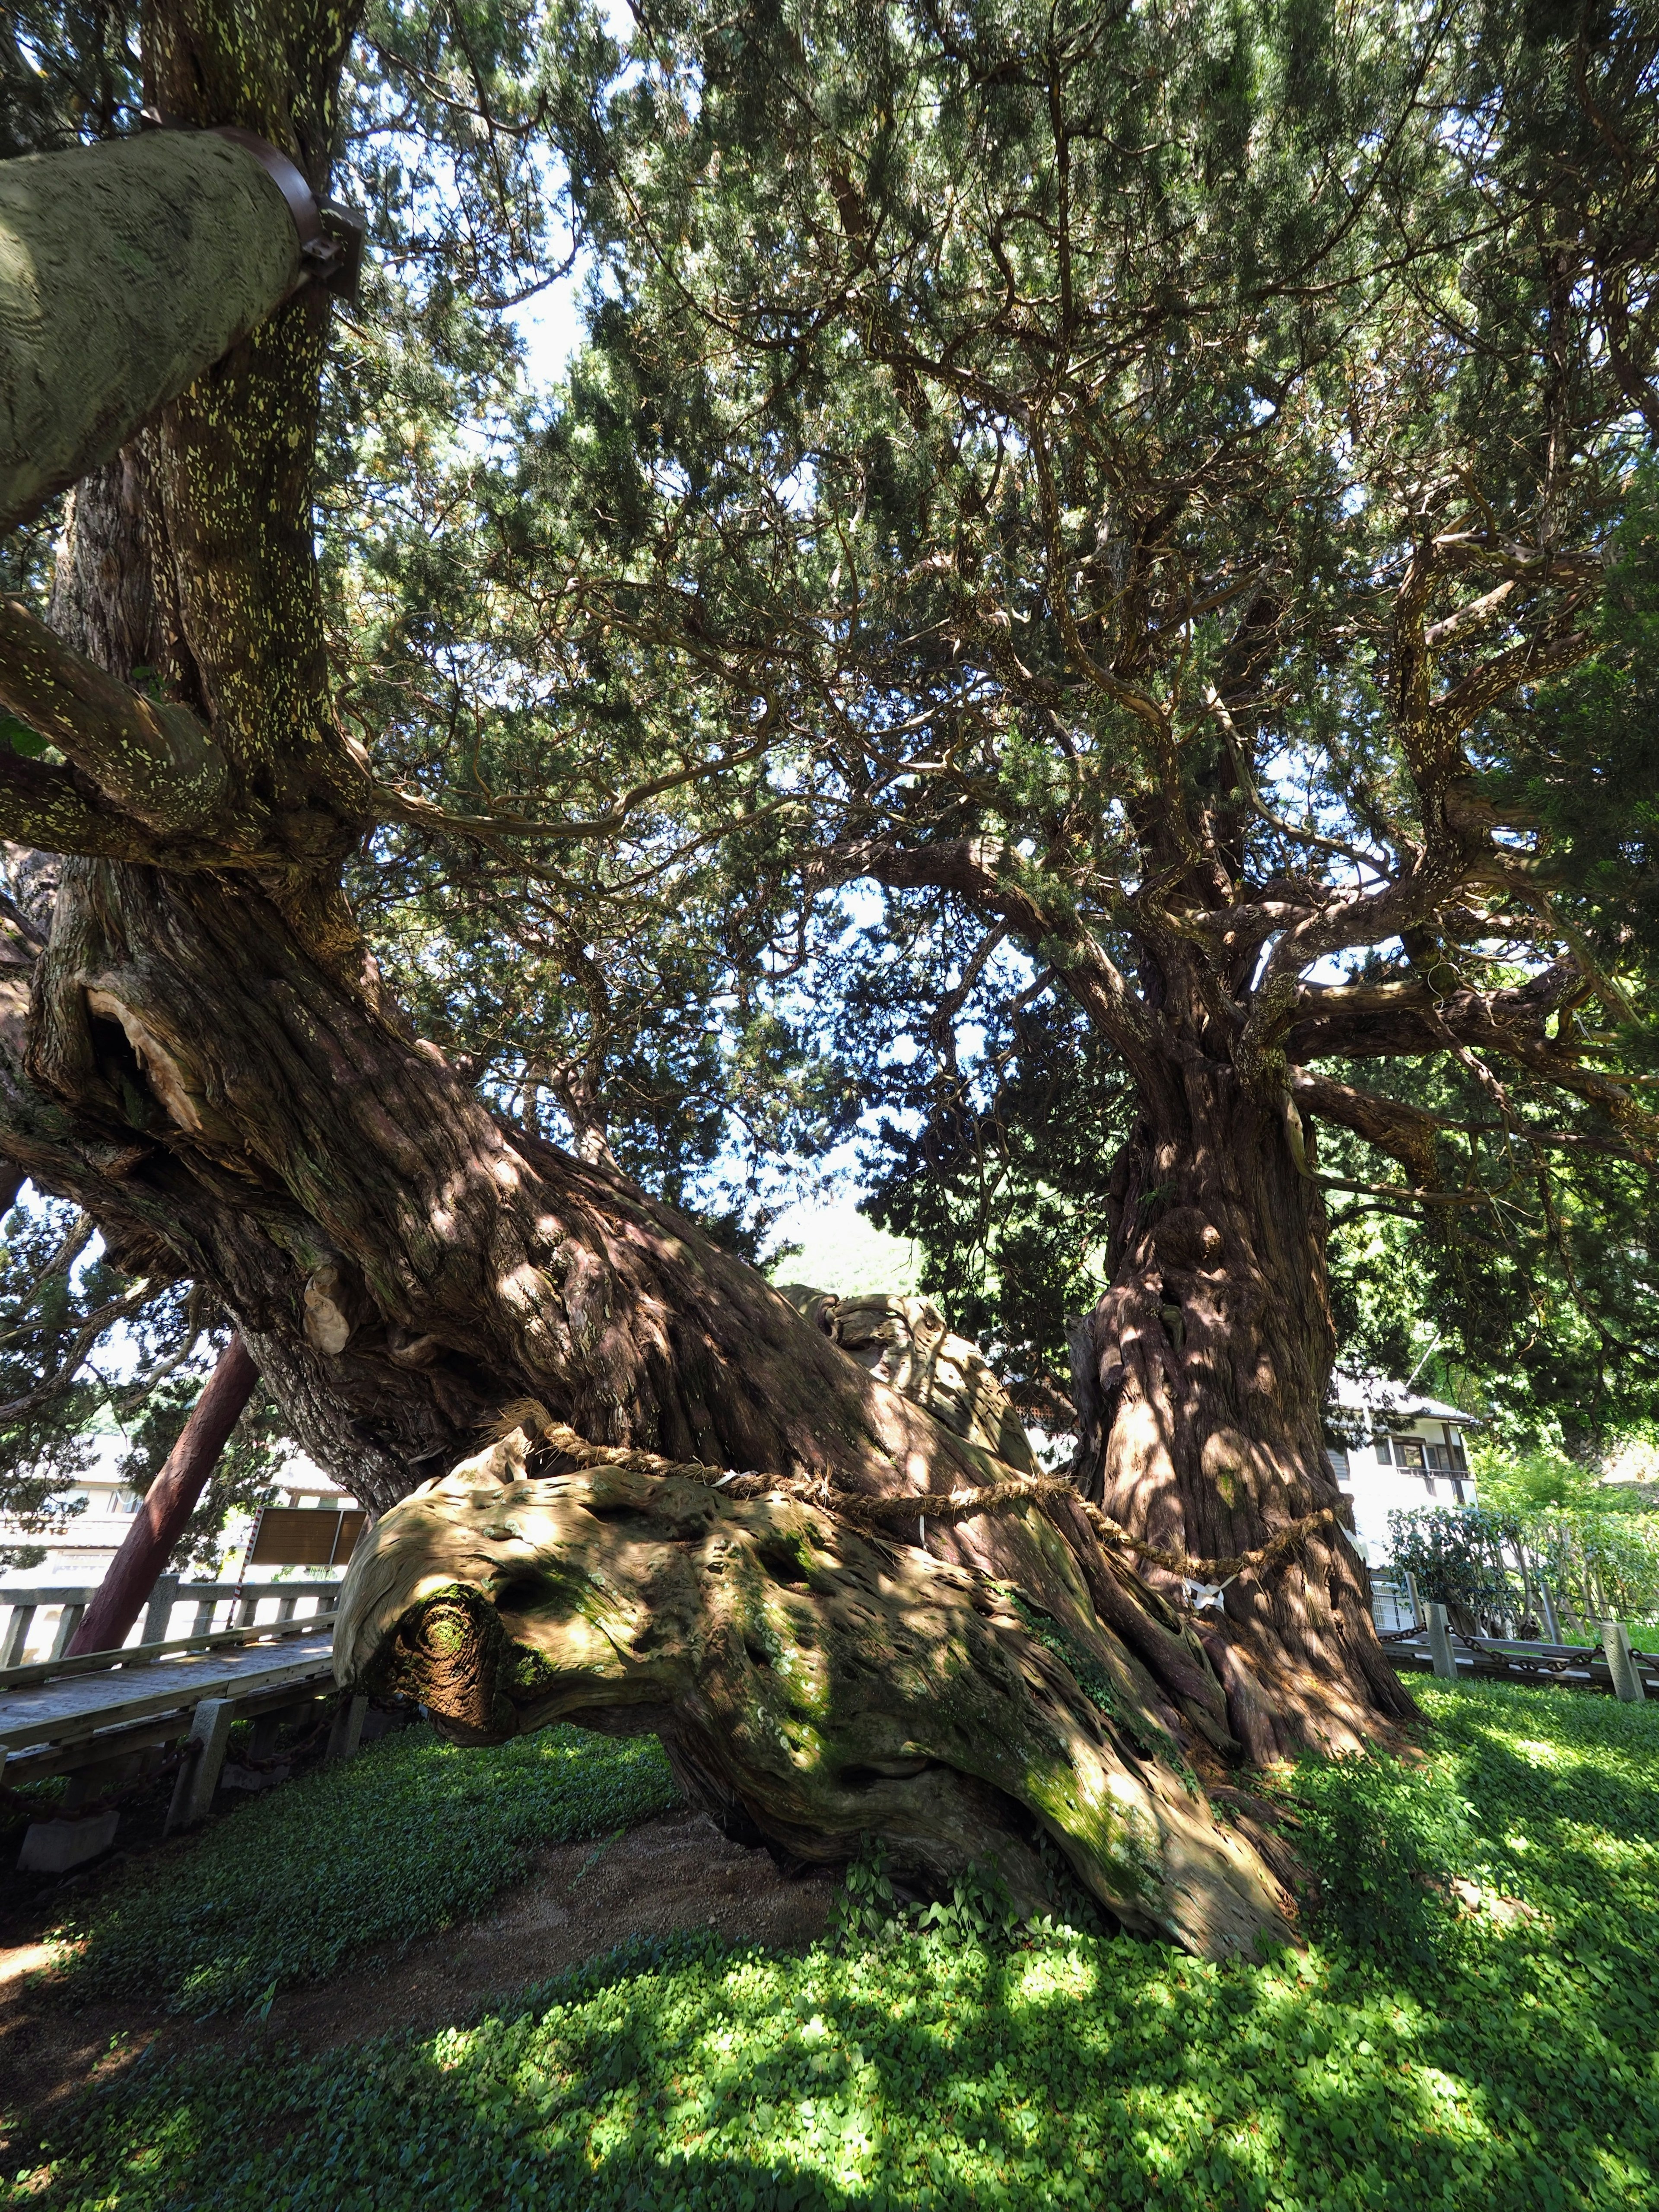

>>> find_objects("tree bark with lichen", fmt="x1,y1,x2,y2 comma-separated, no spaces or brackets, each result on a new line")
334,1420,1291,1959
0,0,1409,1957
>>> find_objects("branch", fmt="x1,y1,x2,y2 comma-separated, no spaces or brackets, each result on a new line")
1289,969,1659,1154
369,715,782,847
1291,1068,1648,1171
1289,1071,1439,1180
0,744,175,861
0,597,229,834
1429,626,1595,746
1201,685,1391,876
0,1278,156,1425
809,836,1165,1078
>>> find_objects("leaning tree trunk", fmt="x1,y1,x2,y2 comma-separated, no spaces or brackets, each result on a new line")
0,850,1299,1955
0,0,1381,1957
1070,1062,1415,1756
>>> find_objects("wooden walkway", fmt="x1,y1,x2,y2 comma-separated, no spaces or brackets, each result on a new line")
1,1616,339,1787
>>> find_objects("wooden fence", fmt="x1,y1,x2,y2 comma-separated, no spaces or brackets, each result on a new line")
0,1572,341,1669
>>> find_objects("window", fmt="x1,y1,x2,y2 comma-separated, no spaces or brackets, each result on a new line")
1374,1437,1394,1465
1397,1440,1425,1468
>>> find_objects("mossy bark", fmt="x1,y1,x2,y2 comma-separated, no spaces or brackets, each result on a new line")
336,1435,1291,1961
0,0,1382,1936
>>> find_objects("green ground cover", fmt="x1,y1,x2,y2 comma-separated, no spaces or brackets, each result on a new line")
20,1680,1659,2211
48,1723,680,2018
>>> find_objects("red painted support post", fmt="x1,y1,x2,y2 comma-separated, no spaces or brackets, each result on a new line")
66,1335,259,1657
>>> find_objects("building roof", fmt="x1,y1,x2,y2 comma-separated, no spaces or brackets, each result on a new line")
1332,1371,1479,1428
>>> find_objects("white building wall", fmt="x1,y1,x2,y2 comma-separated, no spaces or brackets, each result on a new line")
1332,1416,1476,1567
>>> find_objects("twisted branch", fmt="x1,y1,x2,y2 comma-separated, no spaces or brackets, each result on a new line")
491,1405,1341,1588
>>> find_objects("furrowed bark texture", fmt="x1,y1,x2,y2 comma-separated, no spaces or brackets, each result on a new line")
335,1434,1291,1961
1070,1071,1414,1756
0,0,1393,1937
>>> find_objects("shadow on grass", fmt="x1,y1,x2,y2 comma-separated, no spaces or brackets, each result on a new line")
25,1683,1659,2212
46,1725,680,2019
29,1905,1659,2212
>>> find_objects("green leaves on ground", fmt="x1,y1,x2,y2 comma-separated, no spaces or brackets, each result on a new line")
48,1723,679,2018
25,1681,1659,2210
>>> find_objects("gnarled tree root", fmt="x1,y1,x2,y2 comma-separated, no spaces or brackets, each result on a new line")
334,1439,1293,1963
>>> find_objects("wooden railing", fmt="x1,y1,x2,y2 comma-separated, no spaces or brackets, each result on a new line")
0,1573,341,1670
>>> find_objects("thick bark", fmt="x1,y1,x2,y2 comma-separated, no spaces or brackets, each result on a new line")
65,1334,257,1656
335,1426,1290,1961
1070,1064,1415,1755
0,1,1391,1946
0,850,1305,1946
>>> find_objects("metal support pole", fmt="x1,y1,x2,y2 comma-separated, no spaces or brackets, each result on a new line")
1427,1602,1457,1681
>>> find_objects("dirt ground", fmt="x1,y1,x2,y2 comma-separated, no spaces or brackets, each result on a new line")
0,1808,839,2163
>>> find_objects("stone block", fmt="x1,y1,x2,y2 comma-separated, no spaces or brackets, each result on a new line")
1602,1620,1646,1703
19,1810,119,1873
1427,1602,1457,1680
165,1696,237,1832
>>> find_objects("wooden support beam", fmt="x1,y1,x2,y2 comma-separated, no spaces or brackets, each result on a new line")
67,1337,258,1659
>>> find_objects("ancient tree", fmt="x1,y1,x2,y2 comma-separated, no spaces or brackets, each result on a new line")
0,0,1654,1945
496,0,1659,1742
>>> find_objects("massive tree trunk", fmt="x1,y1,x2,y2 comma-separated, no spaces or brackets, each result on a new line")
855,843,1418,1759
0,0,1396,1955
1070,1061,1414,1755
1,849,1301,1953
334,1432,1290,1959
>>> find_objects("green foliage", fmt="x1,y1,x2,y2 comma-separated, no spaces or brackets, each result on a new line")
0,1182,297,1572
845,917,1129,1420
830,1839,1075,1952
1387,1501,1659,1630
1516,1515,1659,1630
1472,1438,1614,1516
50,1723,680,2019
25,1683,1659,2211
1387,1506,1519,1624
1283,1750,1481,1968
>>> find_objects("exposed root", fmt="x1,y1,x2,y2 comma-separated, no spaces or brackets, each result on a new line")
485,1400,1342,1585
338,1440,1296,1963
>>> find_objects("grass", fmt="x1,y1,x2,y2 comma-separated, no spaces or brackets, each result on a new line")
19,1679,1659,2211
47,1722,681,2018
